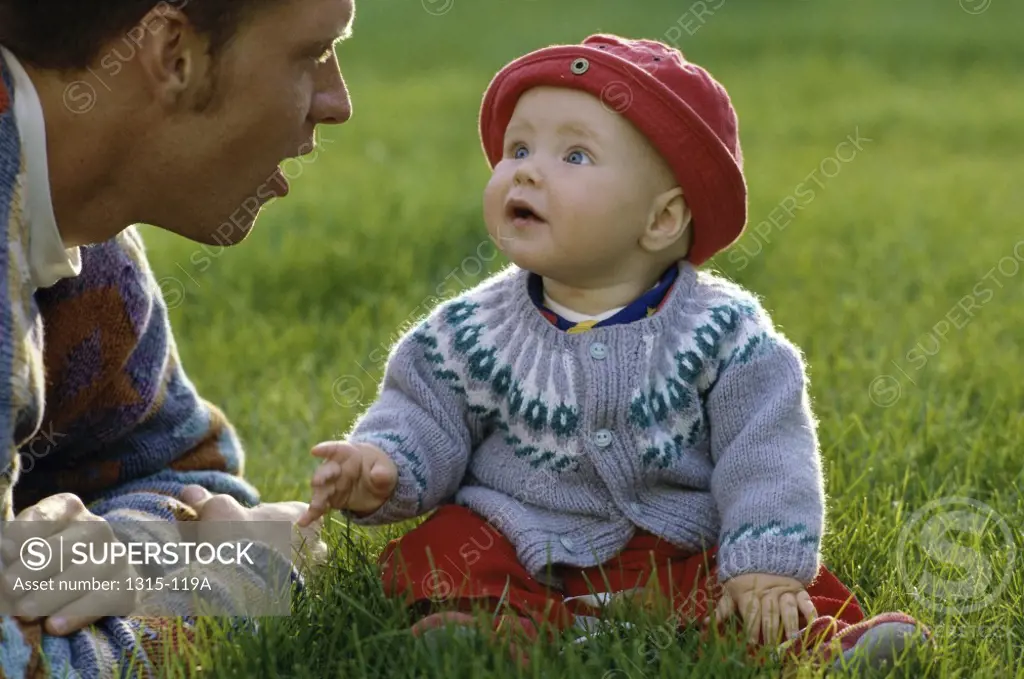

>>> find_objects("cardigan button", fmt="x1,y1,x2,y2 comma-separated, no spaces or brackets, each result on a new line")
593,429,613,448
560,536,575,551
589,342,608,360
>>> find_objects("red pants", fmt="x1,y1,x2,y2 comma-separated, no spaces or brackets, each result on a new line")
379,505,865,641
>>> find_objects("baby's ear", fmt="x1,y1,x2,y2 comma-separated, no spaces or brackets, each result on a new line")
640,187,691,254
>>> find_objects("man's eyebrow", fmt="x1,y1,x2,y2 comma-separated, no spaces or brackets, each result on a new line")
315,23,352,49
312,25,351,55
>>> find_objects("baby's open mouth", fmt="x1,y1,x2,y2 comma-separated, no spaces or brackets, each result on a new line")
506,199,546,225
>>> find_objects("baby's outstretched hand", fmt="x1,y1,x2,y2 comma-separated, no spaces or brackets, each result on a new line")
708,573,817,645
297,441,398,527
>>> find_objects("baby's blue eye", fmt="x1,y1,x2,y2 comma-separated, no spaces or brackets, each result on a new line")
566,150,591,165
513,145,529,159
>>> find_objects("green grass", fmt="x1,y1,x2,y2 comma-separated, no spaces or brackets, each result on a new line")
141,0,1023,676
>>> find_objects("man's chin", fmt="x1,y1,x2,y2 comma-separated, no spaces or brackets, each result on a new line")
157,219,253,247
196,211,260,246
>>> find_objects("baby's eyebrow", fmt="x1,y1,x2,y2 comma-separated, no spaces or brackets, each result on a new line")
557,122,599,143
505,121,534,136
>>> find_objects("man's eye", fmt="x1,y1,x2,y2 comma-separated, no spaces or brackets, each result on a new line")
513,145,529,159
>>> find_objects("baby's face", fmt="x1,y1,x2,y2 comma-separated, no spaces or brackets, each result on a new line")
484,86,673,284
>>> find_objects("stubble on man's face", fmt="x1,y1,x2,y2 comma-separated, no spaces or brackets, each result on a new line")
155,0,354,246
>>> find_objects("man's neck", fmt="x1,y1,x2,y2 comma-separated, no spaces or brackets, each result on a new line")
25,62,136,247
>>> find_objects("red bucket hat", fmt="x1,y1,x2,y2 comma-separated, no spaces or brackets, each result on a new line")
479,34,747,266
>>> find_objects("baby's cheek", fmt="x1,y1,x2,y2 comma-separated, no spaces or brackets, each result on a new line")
481,177,507,227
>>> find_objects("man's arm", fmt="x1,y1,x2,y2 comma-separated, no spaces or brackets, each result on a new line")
16,226,259,513
2,228,294,676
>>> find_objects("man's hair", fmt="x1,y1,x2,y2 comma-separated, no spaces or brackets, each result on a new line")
0,0,273,71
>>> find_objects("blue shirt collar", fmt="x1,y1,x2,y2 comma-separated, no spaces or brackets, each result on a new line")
528,265,680,333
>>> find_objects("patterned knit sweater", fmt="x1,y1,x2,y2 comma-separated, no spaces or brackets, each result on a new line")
1,57,294,678
348,263,824,585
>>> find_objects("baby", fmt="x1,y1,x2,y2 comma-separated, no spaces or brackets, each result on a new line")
299,34,926,670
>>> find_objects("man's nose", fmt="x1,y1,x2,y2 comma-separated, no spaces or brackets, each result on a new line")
312,55,352,125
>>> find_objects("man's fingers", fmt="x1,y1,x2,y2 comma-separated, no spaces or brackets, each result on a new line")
4,518,110,594
779,592,800,640
4,539,62,590
761,594,780,645
181,487,248,522
2,494,87,561
180,485,246,519
179,484,213,507
46,615,101,637
14,493,85,523
797,590,817,625
12,561,117,622
44,579,136,636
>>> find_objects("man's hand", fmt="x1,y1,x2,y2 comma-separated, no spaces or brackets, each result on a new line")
180,486,328,575
708,572,817,644
0,493,136,636
297,441,397,527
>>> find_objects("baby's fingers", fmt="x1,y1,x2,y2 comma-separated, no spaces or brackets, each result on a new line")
297,504,324,529
709,589,735,627
797,590,817,625
779,592,801,640
761,593,781,645
739,594,761,644
311,441,357,461
298,482,336,526
312,460,344,487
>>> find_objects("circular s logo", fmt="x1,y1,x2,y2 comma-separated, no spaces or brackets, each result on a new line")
897,497,1016,614
20,537,53,572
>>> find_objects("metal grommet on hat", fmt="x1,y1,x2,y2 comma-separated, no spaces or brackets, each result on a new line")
570,58,589,75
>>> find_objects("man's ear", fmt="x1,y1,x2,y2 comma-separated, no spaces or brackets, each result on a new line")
133,5,211,107
640,187,692,254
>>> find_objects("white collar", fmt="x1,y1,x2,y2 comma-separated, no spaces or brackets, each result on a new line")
543,293,625,323
542,277,662,324
1,46,81,289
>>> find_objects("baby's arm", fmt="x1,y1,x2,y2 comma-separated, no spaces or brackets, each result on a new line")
704,306,824,642
707,307,824,586
316,315,474,525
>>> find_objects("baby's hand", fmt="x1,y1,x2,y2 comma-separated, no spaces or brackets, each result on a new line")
709,573,817,645
297,441,398,527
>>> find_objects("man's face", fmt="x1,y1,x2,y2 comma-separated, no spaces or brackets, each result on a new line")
153,0,354,245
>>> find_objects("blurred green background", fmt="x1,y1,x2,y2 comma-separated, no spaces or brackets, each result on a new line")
141,0,1023,675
